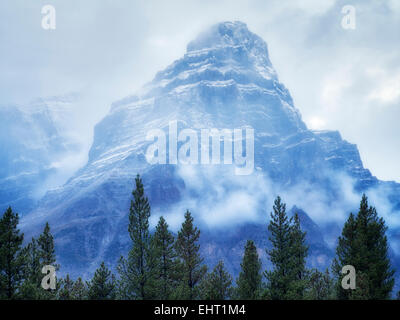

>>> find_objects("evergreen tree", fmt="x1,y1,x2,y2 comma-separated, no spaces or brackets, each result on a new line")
18,238,41,299
349,271,370,300
58,275,74,300
332,212,357,300
264,196,293,300
287,213,308,299
333,194,395,299
151,216,179,299
265,197,309,300
37,222,57,267
0,207,24,299
117,174,154,299
18,223,59,300
175,210,207,300
200,261,233,300
354,195,394,299
37,222,59,299
235,240,262,300
87,262,116,300
71,277,87,300
304,269,335,300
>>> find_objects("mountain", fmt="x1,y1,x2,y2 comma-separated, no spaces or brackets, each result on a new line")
0,93,82,213
19,21,400,279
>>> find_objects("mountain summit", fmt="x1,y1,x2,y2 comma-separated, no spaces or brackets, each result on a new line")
188,21,265,50
185,21,277,81
20,22,400,278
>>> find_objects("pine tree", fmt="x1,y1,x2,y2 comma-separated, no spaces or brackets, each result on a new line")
333,194,395,299
117,174,154,299
332,212,357,300
87,262,116,300
71,277,87,300
287,213,308,299
19,238,41,299
17,223,59,300
265,196,293,300
37,222,57,267
174,210,207,300
304,269,335,300
37,222,59,299
58,275,74,300
151,216,179,299
349,271,369,300
354,195,394,299
200,261,233,300
235,240,262,300
0,207,24,299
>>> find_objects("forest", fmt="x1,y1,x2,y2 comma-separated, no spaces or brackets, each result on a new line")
0,174,397,300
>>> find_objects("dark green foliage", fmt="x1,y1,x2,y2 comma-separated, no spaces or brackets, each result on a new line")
332,212,357,299
18,238,41,299
175,210,207,300
304,269,335,300
151,216,179,299
235,240,262,300
0,207,24,299
70,277,87,300
200,261,233,300
87,262,116,300
19,223,59,300
58,275,74,300
265,196,292,299
349,271,370,300
0,209,59,300
37,222,57,268
38,223,59,299
117,175,155,299
265,197,308,300
333,194,395,300
287,213,308,299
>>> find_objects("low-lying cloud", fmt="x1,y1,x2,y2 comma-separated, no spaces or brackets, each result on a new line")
150,164,400,252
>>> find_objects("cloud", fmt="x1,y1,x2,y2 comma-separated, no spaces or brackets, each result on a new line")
1,0,399,188
150,163,400,230
148,163,400,255
367,73,400,104
307,116,327,130
150,165,273,230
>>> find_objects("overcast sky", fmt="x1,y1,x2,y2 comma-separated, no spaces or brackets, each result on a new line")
1,0,399,182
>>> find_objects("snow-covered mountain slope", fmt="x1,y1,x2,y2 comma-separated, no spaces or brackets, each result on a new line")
0,93,82,213
20,21,400,278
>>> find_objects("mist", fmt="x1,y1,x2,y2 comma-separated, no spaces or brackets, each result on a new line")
148,164,400,254
1,0,399,186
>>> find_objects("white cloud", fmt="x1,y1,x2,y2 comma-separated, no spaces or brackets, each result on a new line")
368,73,400,103
148,164,400,254
307,116,327,130
0,0,399,184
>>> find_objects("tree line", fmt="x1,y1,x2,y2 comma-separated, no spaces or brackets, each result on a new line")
0,174,397,300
